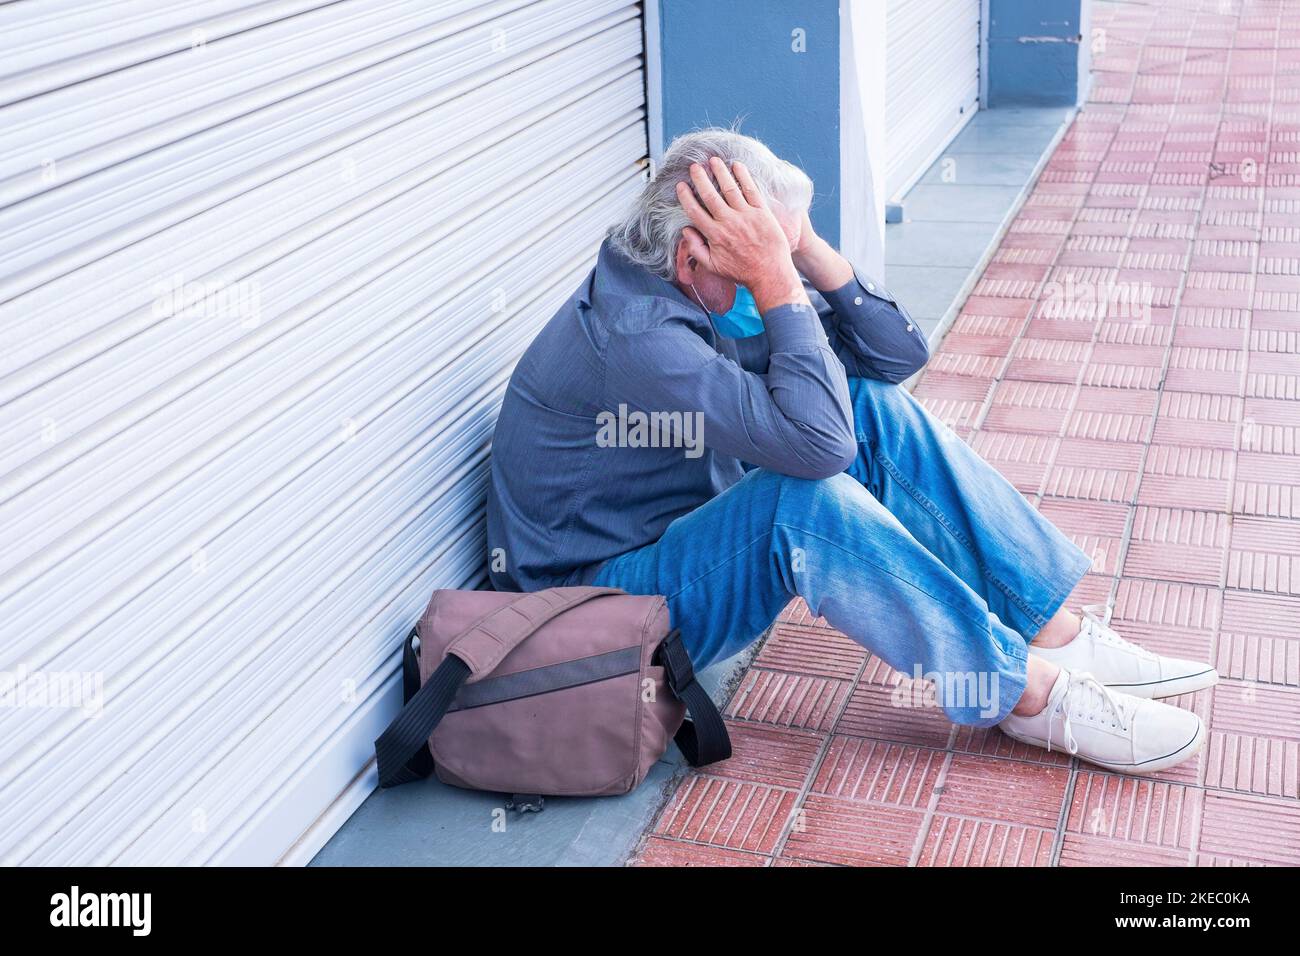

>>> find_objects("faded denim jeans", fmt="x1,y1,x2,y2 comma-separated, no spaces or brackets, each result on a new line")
592,376,1090,726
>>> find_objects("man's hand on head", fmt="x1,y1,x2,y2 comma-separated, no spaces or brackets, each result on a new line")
790,208,854,293
675,157,808,314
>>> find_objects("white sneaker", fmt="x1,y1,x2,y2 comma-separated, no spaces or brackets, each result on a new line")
999,669,1205,774
1029,604,1218,699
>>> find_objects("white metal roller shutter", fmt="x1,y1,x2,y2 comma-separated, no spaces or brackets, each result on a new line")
885,0,981,200
0,0,648,865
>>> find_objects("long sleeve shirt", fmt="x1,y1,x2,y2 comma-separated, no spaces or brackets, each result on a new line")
486,238,929,591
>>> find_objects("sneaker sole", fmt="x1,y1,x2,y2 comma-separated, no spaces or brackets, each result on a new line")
999,719,1206,775
1105,667,1219,700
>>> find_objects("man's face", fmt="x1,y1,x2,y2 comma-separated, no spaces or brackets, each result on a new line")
681,203,803,314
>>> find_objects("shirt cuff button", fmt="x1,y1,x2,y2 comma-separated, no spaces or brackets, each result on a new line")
866,282,875,291
853,296,863,306
906,324,915,332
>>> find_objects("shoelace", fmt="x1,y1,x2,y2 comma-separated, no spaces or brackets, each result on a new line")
1080,603,1157,661
1045,670,1133,755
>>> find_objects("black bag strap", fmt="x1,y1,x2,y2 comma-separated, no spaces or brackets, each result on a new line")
390,626,434,782
657,629,732,766
373,587,620,789
375,631,468,788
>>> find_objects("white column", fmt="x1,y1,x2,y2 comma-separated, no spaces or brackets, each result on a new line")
839,0,888,277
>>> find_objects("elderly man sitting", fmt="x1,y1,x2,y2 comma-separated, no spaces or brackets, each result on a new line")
486,129,1216,774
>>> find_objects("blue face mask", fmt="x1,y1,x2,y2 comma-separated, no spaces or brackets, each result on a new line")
691,282,765,339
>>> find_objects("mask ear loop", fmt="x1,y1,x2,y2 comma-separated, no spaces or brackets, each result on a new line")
689,282,740,318
686,246,727,317
688,282,709,315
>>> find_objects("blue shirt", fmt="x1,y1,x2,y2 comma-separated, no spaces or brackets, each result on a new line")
486,239,930,591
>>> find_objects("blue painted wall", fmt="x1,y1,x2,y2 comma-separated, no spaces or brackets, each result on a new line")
657,0,843,245
987,0,1089,107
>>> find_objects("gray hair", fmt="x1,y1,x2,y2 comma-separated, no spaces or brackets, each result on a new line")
608,127,814,280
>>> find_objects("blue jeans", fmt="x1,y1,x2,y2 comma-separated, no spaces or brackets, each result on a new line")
592,376,1090,726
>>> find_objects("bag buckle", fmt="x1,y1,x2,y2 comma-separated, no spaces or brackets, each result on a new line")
506,793,545,814
657,630,695,696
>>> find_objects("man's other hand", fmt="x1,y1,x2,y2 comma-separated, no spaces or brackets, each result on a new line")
790,208,855,292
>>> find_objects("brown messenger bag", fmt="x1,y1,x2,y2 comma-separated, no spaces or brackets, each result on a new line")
373,586,732,810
